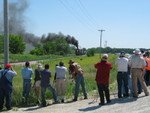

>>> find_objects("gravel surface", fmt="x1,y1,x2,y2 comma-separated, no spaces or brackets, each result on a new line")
2,87,150,113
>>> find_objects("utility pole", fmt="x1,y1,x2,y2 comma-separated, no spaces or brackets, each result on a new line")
4,0,9,65
98,29,105,58
104,41,107,48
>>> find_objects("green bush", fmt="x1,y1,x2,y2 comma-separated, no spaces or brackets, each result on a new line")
87,48,95,57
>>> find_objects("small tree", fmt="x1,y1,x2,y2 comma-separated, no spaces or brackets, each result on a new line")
87,48,95,57
9,34,26,54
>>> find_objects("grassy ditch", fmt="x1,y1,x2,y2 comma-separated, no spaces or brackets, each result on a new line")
9,54,117,106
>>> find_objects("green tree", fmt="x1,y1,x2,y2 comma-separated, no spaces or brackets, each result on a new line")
9,34,26,54
54,38,69,55
43,42,56,54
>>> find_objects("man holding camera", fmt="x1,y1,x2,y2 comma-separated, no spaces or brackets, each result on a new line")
0,64,17,110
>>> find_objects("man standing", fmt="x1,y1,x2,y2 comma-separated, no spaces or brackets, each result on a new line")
55,62,67,103
41,64,58,107
116,52,129,98
34,63,43,104
94,54,112,105
68,60,88,101
129,49,149,98
0,64,17,110
21,61,33,103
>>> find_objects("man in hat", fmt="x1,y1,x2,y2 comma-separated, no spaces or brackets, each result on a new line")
94,54,112,105
0,64,17,110
34,63,43,104
68,60,88,101
116,52,129,98
129,49,149,98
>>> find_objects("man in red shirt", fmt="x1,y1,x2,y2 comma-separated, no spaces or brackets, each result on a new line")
94,54,112,105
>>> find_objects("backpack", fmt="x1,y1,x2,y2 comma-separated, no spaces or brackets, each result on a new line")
73,63,83,75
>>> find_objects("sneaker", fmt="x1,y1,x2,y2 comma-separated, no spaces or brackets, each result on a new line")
53,101,59,104
145,93,149,96
73,99,77,101
36,100,40,105
61,99,64,103
118,96,122,98
107,100,111,103
99,103,105,106
7,107,12,110
133,95,138,98
84,97,88,99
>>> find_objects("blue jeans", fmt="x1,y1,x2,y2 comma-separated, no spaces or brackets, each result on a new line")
0,87,12,110
74,74,87,99
41,84,58,105
22,79,31,99
122,74,133,94
117,72,129,98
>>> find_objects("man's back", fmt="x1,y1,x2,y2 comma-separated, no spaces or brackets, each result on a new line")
0,69,17,83
56,66,67,79
22,67,33,79
95,61,112,84
116,57,128,72
129,55,146,68
41,69,51,87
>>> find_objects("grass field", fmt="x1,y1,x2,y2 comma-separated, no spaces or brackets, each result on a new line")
0,53,71,64
8,54,118,106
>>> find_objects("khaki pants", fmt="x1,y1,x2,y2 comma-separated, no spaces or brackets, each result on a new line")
131,68,149,97
56,79,66,98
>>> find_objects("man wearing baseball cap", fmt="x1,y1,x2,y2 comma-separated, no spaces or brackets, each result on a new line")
0,64,17,111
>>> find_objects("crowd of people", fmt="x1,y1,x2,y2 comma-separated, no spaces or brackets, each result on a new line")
0,59,88,110
0,48,150,110
94,49,150,105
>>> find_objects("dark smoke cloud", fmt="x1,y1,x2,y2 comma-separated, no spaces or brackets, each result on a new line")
0,0,28,35
9,0,29,35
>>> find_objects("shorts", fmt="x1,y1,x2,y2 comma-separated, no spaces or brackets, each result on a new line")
34,80,41,88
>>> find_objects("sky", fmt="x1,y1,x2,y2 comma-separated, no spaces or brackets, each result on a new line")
1,0,150,49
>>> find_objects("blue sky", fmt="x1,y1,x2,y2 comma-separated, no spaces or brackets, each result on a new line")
1,0,150,49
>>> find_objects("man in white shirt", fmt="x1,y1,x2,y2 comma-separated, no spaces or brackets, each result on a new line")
116,52,129,98
56,62,67,103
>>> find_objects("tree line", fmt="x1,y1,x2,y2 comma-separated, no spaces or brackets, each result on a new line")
86,47,150,57
0,33,78,55
0,33,150,56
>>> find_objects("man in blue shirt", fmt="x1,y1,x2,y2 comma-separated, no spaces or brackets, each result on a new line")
41,64,58,107
0,64,17,110
21,62,33,103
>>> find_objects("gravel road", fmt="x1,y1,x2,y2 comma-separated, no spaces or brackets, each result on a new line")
2,87,150,113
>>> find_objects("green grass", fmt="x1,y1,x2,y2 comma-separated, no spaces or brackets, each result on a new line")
8,54,118,106
0,53,68,64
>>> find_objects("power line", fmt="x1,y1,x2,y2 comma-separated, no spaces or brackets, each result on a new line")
58,0,97,32
76,0,100,29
